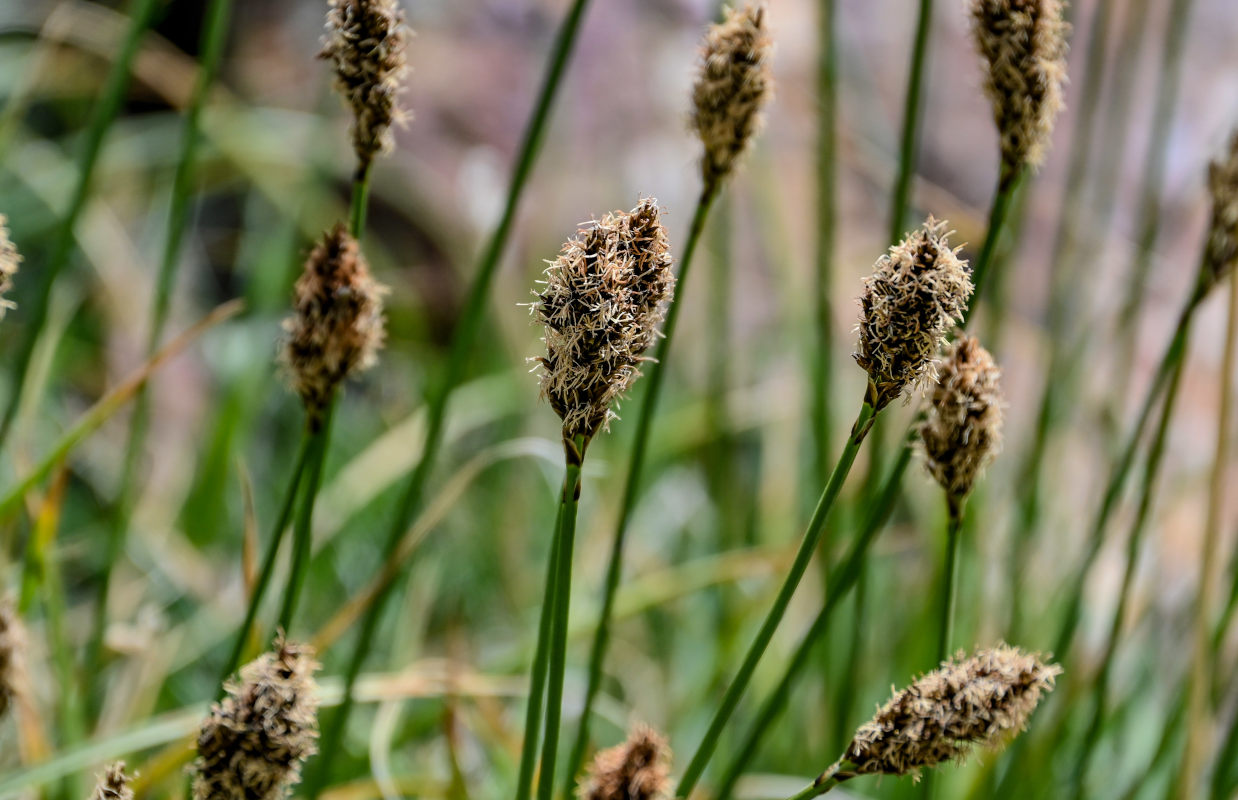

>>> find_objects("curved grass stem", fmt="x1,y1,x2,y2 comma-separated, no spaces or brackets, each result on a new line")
277,402,336,633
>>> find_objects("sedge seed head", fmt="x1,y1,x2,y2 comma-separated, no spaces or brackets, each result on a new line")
531,198,675,444
578,723,671,800
0,214,21,318
690,3,774,188
0,594,24,721
193,637,321,800
971,0,1069,181
1203,131,1238,294
842,644,1060,779
281,224,387,428
321,0,411,170
854,218,973,410
920,335,1005,509
89,763,134,800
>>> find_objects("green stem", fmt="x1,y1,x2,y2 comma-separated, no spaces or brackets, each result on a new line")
966,169,1022,322
784,764,854,800
888,0,934,244
535,439,585,800
1213,699,1238,799
514,505,564,800
0,0,162,453
935,508,963,665
85,0,235,713
812,0,838,489
349,161,373,238
277,402,335,632
675,399,876,798
303,2,592,793
563,185,716,786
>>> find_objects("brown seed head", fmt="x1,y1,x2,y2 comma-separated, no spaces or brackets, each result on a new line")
89,762,134,800
920,336,1004,511
0,594,25,720
532,198,675,444
0,214,21,318
578,723,672,800
281,224,387,428
1202,131,1238,295
854,218,973,411
321,0,410,170
971,0,1069,182
690,3,774,188
193,637,321,800
840,644,1060,780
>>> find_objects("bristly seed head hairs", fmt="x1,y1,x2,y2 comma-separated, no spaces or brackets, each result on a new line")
89,762,134,800
690,3,774,189
193,637,321,800
532,198,675,449
281,224,387,429
0,594,24,721
0,214,21,318
1202,131,1238,296
578,723,672,800
321,0,411,172
970,0,1069,183
854,218,973,411
920,335,1005,514
828,644,1059,783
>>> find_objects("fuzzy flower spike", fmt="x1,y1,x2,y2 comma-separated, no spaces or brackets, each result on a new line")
532,199,675,451
0,214,21,317
1202,131,1238,297
281,225,387,429
0,594,24,721
854,218,973,412
321,0,410,172
193,637,321,800
920,335,1005,515
578,723,672,800
690,2,774,189
89,763,134,800
971,0,1069,185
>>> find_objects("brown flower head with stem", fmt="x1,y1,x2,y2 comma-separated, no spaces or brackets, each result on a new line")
321,0,411,173
532,198,675,448
830,644,1059,782
971,0,1069,184
854,218,973,411
1202,131,1238,296
920,335,1005,515
89,762,134,800
578,723,671,800
281,224,387,429
193,637,321,800
0,594,24,720
0,214,20,318
690,3,774,189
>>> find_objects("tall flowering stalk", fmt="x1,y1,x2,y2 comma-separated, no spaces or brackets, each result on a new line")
566,4,772,789
518,200,675,800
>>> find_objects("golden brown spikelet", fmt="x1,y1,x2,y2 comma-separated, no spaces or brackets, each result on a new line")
920,335,1005,512
321,0,411,172
281,224,387,428
193,637,321,800
0,214,21,318
1202,131,1238,294
834,644,1059,781
971,0,1069,183
854,218,973,411
578,724,671,800
89,762,134,800
0,594,25,720
532,198,675,445
690,3,774,188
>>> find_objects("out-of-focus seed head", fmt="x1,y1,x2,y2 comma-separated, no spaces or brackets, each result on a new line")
281,225,387,429
193,637,321,800
1202,131,1238,295
0,594,24,720
532,198,675,446
971,0,1069,182
578,723,672,800
838,644,1059,780
0,214,21,318
854,218,973,411
321,0,411,170
920,336,1004,512
89,762,134,800
690,3,774,188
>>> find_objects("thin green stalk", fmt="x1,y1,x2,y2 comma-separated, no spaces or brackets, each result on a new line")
784,763,856,800
85,0,235,709
514,506,564,800
0,0,162,452
305,3,592,791
675,399,877,798
563,186,716,785
1212,697,1238,799
277,402,335,632
888,0,934,244
535,439,585,800
215,431,314,693
921,505,964,800
350,161,373,237
967,170,1023,321
812,0,838,489
714,441,915,800
1068,354,1185,799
